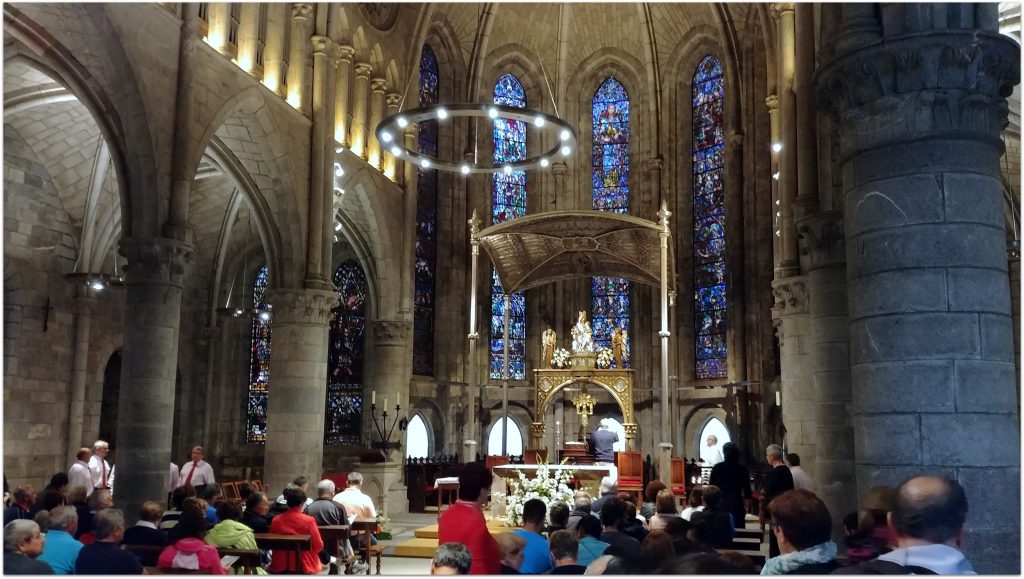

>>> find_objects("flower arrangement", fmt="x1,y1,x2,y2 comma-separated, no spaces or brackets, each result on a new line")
375,514,392,540
596,347,613,369
552,347,571,368
501,462,576,527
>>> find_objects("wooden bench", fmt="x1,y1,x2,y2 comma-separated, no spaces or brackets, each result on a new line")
127,544,262,574
318,525,359,575
255,533,312,573
717,548,766,567
368,544,386,575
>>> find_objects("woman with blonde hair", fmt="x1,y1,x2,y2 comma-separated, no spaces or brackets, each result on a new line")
648,489,681,531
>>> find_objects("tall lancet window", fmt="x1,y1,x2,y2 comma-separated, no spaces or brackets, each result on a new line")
692,55,728,379
591,77,631,367
413,44,439,376
246,265,271,443
490,73,527,380
325,260,369,444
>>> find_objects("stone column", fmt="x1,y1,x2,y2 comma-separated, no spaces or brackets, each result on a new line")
818,13,1020,573
65,288,94,464
115,238,192,525
400,125,418,317
351,63,372,159
262,288,335,494
774,3,799,277
797,211,854,540
766,94,782,271
385,92,402,181
364,320,413,463
793,3,818,221
263,4,288,96
334,45,355,145
285,3,313,112
368,78,387,170
236,4,260,73
310,35,336,287
770,276,813,459
206,3,231,55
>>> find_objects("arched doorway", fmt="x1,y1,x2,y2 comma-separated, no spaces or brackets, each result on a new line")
697,417,731,463
405,414,430,459
487,417,524,457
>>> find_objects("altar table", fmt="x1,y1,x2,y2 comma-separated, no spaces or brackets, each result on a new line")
492,463,612,481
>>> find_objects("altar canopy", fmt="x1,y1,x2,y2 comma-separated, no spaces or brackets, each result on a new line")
474,210,677,294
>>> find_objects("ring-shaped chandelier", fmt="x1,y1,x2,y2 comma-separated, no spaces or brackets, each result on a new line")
375,103,578,175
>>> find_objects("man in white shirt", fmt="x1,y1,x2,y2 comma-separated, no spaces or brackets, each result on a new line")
177,446,216,492
167,463,179,494
700,435,725,467
333,472,377,520
68,448,95,496
89,440,113,492
785,453,813,491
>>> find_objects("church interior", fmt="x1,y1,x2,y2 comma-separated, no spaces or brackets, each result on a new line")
2,1,1021,574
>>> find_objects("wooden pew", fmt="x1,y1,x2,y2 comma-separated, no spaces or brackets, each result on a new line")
254,533,312,573
318,525,359,575
126,544,262,574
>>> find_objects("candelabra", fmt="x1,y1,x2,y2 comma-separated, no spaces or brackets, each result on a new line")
369,393,407,451
571,389,596,442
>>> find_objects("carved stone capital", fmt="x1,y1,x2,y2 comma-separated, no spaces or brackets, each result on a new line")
726,131,745,151
370,77,387,93
817,31,1020,157
765,94,780,111
354,63,373,78
646,156,664,172
552,161,568,176
291,3,313,20
119,237,194,287
385,92,402,108
311,35,334,57
771,275,809,318
336,45,355,63
264,288,336,326
797,211,845,270
372,320,412,345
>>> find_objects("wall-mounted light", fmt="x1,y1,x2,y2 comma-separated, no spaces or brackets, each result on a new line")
771,142,783,153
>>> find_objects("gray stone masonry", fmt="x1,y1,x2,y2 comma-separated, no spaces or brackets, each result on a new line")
115,237,192,526
262,288,336,495
818,18,1021,573
770,276,815,470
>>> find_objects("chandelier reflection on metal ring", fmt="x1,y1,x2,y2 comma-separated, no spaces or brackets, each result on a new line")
375,103,578,174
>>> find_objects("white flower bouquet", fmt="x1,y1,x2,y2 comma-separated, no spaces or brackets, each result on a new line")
596,347,613,369
552,347,571,369
502,462,576,527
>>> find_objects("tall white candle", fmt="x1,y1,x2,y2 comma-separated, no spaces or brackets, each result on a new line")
372,391,376,405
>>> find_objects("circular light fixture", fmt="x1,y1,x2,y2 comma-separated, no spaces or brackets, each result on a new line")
258,310,271,322
335,222,342,232
380,131,392,143
90,279,106,291
376,103,577,174
334,163,344,177
771,142,783,153
772,172,780,181
335,146,345,154
503,165,513,174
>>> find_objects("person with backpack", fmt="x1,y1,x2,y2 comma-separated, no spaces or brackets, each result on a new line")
834,476,974,575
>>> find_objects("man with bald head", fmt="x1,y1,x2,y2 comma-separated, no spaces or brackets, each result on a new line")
835,476,973,574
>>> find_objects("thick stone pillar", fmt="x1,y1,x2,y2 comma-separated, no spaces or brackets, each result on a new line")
65,288,93,464
400,125,418,317
818,14,1020,573
334,45,355,145
368,78,387,170
797,211,854,541
285,3,313,111
793,3,818,221
351,63,372,159
262,288,335,494
774,3,799,277
115,238,192,525
364,320,413,463
263,4,288,96
766,94,782,271
770,277,814,460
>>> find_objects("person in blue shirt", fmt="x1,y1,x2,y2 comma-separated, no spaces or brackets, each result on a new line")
37,506,83,574
574,515,609,567
513,499,552,574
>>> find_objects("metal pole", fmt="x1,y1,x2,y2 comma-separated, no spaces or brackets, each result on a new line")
658,204,672,479
502,293,511,456
466,212,480,463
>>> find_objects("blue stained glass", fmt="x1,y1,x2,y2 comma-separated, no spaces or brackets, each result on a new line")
326,260,369,444
693,55,728,379
414,44,439,376
490,73,528,380
589,77,632,366
246,265,271,443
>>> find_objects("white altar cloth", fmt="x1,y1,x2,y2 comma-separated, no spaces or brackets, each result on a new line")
492,464,612,481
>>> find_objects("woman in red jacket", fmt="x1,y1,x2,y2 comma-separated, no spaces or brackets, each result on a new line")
437,463,501,575
267,487,324,574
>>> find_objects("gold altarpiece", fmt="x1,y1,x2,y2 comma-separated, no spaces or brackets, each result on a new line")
531,357,637,450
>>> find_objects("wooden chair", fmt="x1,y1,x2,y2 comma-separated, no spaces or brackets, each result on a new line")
615,451,643,504
523,448,548,464
368,544,386,575
251,480,264,492
484,455,510,471
221,481,241,502
669,458,687,499
254,533,312,573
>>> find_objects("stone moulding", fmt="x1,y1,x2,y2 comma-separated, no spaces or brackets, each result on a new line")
771,275,809,318
372,319,412,345
263,288,336,326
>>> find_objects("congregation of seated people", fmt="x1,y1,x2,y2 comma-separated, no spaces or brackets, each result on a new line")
2,454,383,575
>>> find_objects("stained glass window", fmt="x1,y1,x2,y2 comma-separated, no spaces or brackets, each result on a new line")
325,260,369,445
591,77,631,366
490,73,527,380
246,265,271,444
413,44,439,376
692,55,728,379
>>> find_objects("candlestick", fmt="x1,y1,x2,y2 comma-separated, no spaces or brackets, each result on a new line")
372,390,376,405
383,396,388,409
